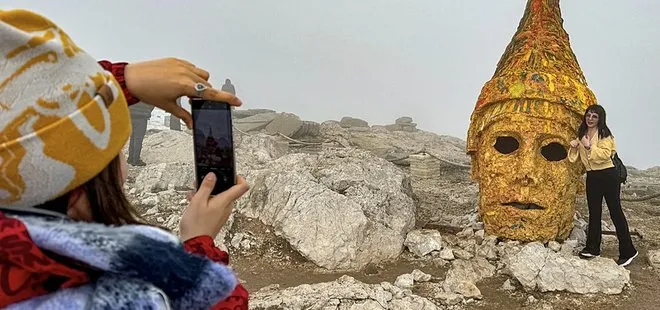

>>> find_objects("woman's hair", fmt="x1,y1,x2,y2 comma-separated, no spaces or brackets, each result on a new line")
34,156,144,225
577,104,612,139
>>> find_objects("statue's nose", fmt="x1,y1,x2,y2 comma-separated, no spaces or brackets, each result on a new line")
516,149,538,186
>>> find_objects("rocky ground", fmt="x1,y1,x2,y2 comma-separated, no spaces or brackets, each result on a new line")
126,109,660,310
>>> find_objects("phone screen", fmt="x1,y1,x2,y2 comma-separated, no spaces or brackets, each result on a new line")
191,99,235,195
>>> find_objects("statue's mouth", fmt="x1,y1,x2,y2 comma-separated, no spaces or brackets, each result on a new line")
502,202,545,210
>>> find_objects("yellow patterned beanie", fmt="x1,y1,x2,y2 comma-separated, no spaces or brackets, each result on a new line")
0,10,131,208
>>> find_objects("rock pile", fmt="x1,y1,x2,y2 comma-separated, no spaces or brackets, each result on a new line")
250,275,439,310
397,223,631,302
385,116,417,132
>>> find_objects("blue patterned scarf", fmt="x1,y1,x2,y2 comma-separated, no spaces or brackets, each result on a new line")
5,214,237,310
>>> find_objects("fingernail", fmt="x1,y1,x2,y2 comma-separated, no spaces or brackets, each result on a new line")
206,172,216,181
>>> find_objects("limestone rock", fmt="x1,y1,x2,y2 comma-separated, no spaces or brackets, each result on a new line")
443,257,495,298
404,229,443,257
231,108,275,119
139,130,193,164
340,116,369,128
501,279,516,291
560,240,578,256
411,269,432,282
249,275,439,310
320,121,352,147
234,133,288,171
236,148,416,270
394,273,414,289
453,248,474,260
265,112,303,137
134,162,195,193
295,120,321,138
234,112,277,132
648,250,660,270
439,248,455,260
548,241,561,252
395,116,413,124
506,242,630,294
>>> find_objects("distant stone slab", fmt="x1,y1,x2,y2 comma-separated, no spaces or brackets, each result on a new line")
265,113,303,137
235,112,278,132
340,116,369,128
232,108,275,119
395,116,413,124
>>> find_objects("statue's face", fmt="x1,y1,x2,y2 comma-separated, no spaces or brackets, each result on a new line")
475,114,582,242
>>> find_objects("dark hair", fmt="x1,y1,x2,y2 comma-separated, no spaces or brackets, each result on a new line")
577,104,612,139
34,156,145,225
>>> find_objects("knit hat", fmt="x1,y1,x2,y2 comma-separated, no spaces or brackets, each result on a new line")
0,10,131,208
467,0,596,154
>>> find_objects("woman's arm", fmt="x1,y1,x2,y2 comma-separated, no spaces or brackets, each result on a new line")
97,60,140,106
183,236,249,310
567,139,580,163
567,145,579,163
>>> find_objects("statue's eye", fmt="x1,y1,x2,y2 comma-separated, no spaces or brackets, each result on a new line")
541,142,567,161
494,136,519,154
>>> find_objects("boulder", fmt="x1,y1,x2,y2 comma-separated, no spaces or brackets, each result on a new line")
265,112,303,137
505,242,630,294
443,257,496,298
236,148,416,270
293,120,321,138
404,229,444,257
134,162,195,193
234,133,288,171
139,130,193,164
234,112,277,132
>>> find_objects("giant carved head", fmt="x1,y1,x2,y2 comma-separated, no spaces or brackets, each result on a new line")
467,0,595,242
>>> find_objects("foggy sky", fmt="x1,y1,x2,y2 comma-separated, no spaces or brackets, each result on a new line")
6,0,659,168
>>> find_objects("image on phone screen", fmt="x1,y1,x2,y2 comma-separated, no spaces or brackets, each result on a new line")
191,99,235,195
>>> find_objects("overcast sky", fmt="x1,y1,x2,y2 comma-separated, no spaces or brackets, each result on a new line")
6,0,659,169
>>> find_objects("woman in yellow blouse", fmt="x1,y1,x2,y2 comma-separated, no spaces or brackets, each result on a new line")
568,105,637,267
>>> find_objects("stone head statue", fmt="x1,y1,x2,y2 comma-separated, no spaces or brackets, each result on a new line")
467,0,595,242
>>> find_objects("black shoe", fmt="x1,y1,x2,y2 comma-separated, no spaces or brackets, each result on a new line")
578,248,600,258
617,251,638,267
128,158,147,166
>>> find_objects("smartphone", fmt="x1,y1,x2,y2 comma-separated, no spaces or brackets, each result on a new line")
190,98,236,195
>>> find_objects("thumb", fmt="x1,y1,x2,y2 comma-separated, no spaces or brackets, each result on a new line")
211,176,249,204
192,172,216,204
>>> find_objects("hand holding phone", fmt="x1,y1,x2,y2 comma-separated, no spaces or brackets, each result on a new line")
180,173,249,241
190,98,236,195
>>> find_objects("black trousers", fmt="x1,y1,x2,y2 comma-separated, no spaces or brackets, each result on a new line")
585,167,636,257
128,118,148,162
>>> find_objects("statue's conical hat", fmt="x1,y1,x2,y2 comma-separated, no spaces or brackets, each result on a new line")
467,0,596,154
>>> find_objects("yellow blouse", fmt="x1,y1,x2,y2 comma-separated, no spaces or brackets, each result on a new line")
568,134,616,171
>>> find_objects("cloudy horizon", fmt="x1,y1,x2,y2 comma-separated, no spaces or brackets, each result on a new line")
5,0,659,168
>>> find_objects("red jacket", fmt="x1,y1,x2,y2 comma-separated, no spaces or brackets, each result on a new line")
0,61,248,309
